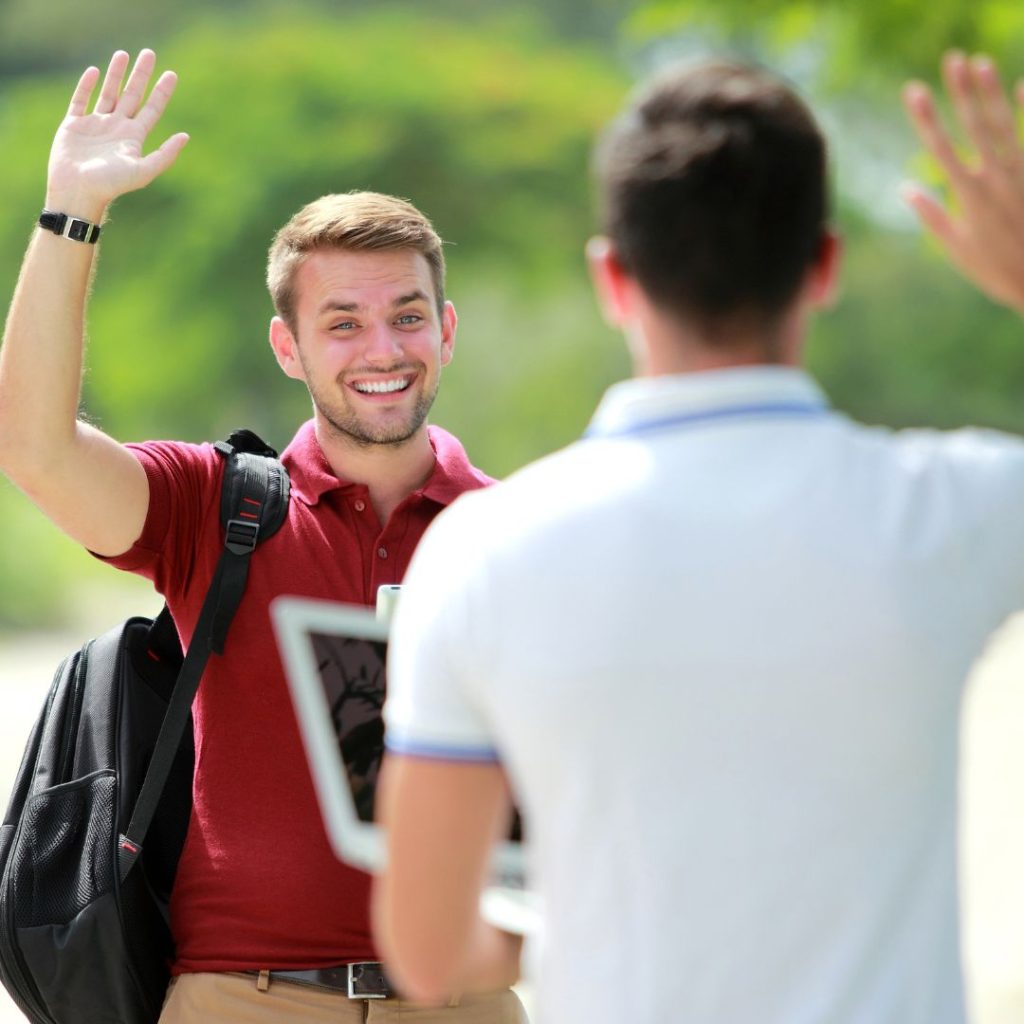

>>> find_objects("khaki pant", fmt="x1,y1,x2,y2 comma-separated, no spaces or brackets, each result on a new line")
159,971,528,1023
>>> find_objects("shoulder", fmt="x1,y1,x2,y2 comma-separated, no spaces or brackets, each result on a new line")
124,439,225,508
126,438,222,473
842,420,1024,487
417,439,602,565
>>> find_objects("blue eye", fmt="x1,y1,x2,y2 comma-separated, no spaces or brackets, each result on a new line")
396,314,422,325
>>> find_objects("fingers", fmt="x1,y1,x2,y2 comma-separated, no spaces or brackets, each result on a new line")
93,51,130,115
970,57,1019,158
116,49,157,118
67,50,174,128
901,184,959,250
903,51,1024,188
133,70,179,136
940,51,1024,173
67,66,100,117
941,51,995,164
902,80,969,188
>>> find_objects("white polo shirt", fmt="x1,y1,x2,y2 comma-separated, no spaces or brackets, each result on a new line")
386,366,1024,1024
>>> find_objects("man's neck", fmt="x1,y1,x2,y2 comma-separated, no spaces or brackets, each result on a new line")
629,302,806,377
314,419,437,525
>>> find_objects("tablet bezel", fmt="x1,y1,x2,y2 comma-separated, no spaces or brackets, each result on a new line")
271,594,529,890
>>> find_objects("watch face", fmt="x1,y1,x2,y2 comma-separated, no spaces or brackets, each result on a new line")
39,211,98,242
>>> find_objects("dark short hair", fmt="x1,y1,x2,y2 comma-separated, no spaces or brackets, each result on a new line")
267,192,446,331
595,59,829,340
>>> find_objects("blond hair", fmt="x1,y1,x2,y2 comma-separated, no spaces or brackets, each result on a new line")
267,191,446,329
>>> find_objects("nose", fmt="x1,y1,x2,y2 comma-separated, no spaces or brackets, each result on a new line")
362,322,404,365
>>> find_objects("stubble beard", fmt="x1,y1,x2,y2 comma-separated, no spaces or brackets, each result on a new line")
309,369,439,450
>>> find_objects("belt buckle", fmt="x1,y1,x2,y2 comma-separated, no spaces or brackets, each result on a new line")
347,961,389,1000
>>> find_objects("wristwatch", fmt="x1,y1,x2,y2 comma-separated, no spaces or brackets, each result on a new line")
38,209,101,244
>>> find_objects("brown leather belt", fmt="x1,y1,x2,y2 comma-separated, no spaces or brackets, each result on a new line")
246,962,392,999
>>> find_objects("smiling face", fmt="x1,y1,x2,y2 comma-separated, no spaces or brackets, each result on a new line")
270,247,456,449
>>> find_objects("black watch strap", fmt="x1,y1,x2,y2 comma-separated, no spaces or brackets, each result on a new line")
39,209,101,244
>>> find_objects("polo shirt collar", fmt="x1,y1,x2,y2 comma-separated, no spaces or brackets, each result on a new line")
281,420,491,507
587,366,829,439
421,425,495,504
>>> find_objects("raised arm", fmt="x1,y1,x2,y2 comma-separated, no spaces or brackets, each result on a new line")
0,49,188,556
902,51,1024,314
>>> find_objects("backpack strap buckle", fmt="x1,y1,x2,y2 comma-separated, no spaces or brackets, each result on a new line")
224,518,260,555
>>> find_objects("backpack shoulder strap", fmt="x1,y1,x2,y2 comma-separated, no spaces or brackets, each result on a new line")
118,429,290,880
207,429,290,654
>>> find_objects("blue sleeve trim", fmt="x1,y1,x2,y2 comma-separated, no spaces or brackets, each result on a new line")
385,736,501,763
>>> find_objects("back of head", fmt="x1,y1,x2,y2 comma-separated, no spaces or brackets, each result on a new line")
267,191,446,330
595,59,829,341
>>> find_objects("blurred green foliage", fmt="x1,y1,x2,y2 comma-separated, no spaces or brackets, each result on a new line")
4,0,1024,628
628,0,1024,88
620,1,1024,435
0,0,637,75
0,9,627,626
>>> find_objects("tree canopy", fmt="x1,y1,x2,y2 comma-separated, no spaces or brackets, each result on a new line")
628,1,1024,87
0,10,628,625
4,2,1024,627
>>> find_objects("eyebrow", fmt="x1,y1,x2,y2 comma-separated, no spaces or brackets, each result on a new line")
317,290,431,315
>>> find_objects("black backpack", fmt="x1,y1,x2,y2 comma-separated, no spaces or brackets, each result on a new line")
0,429,290,1024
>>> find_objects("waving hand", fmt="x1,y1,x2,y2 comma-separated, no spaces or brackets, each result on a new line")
47,49,189,215
0,49,189,559
903,52,1024,314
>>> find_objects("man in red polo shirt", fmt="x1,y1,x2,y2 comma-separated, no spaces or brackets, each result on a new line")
0,49,525,1022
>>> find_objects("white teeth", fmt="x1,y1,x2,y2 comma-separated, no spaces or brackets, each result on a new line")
353,378,410,394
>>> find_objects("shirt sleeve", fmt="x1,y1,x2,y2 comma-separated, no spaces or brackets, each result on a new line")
901,426,1024,628
384,492,501,763
95,440,222,600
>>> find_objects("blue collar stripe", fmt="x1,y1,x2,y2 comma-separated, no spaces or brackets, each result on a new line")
585,401,827,439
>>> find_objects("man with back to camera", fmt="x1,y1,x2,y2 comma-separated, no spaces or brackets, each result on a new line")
0,49,527,1022
374,51,1024,1023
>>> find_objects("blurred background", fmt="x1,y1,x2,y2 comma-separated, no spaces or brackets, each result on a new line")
4,0,1024,625
1,0,1024,1020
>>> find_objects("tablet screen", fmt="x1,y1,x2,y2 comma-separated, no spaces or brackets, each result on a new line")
310,631,523,844
310,632,387,825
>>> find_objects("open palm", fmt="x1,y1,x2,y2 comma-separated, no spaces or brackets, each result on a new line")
903,52,1024,315
47,50,189,209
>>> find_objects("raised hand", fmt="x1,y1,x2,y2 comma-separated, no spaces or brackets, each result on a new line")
902,52,1024,314
46,49,189,218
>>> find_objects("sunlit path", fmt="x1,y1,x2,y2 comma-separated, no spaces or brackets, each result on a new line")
0,607,1021,1023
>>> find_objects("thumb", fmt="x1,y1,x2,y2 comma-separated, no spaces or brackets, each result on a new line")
137,132,190,186
900,182,957,250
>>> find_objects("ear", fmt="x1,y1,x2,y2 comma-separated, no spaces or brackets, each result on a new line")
585,236,637,328
804,231,842,310
439,301,457,368
269,316,306,381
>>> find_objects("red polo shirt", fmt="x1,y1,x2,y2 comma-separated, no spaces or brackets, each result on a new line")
103,420,493,973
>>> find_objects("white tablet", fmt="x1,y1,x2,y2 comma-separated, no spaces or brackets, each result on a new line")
271,593,540,935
